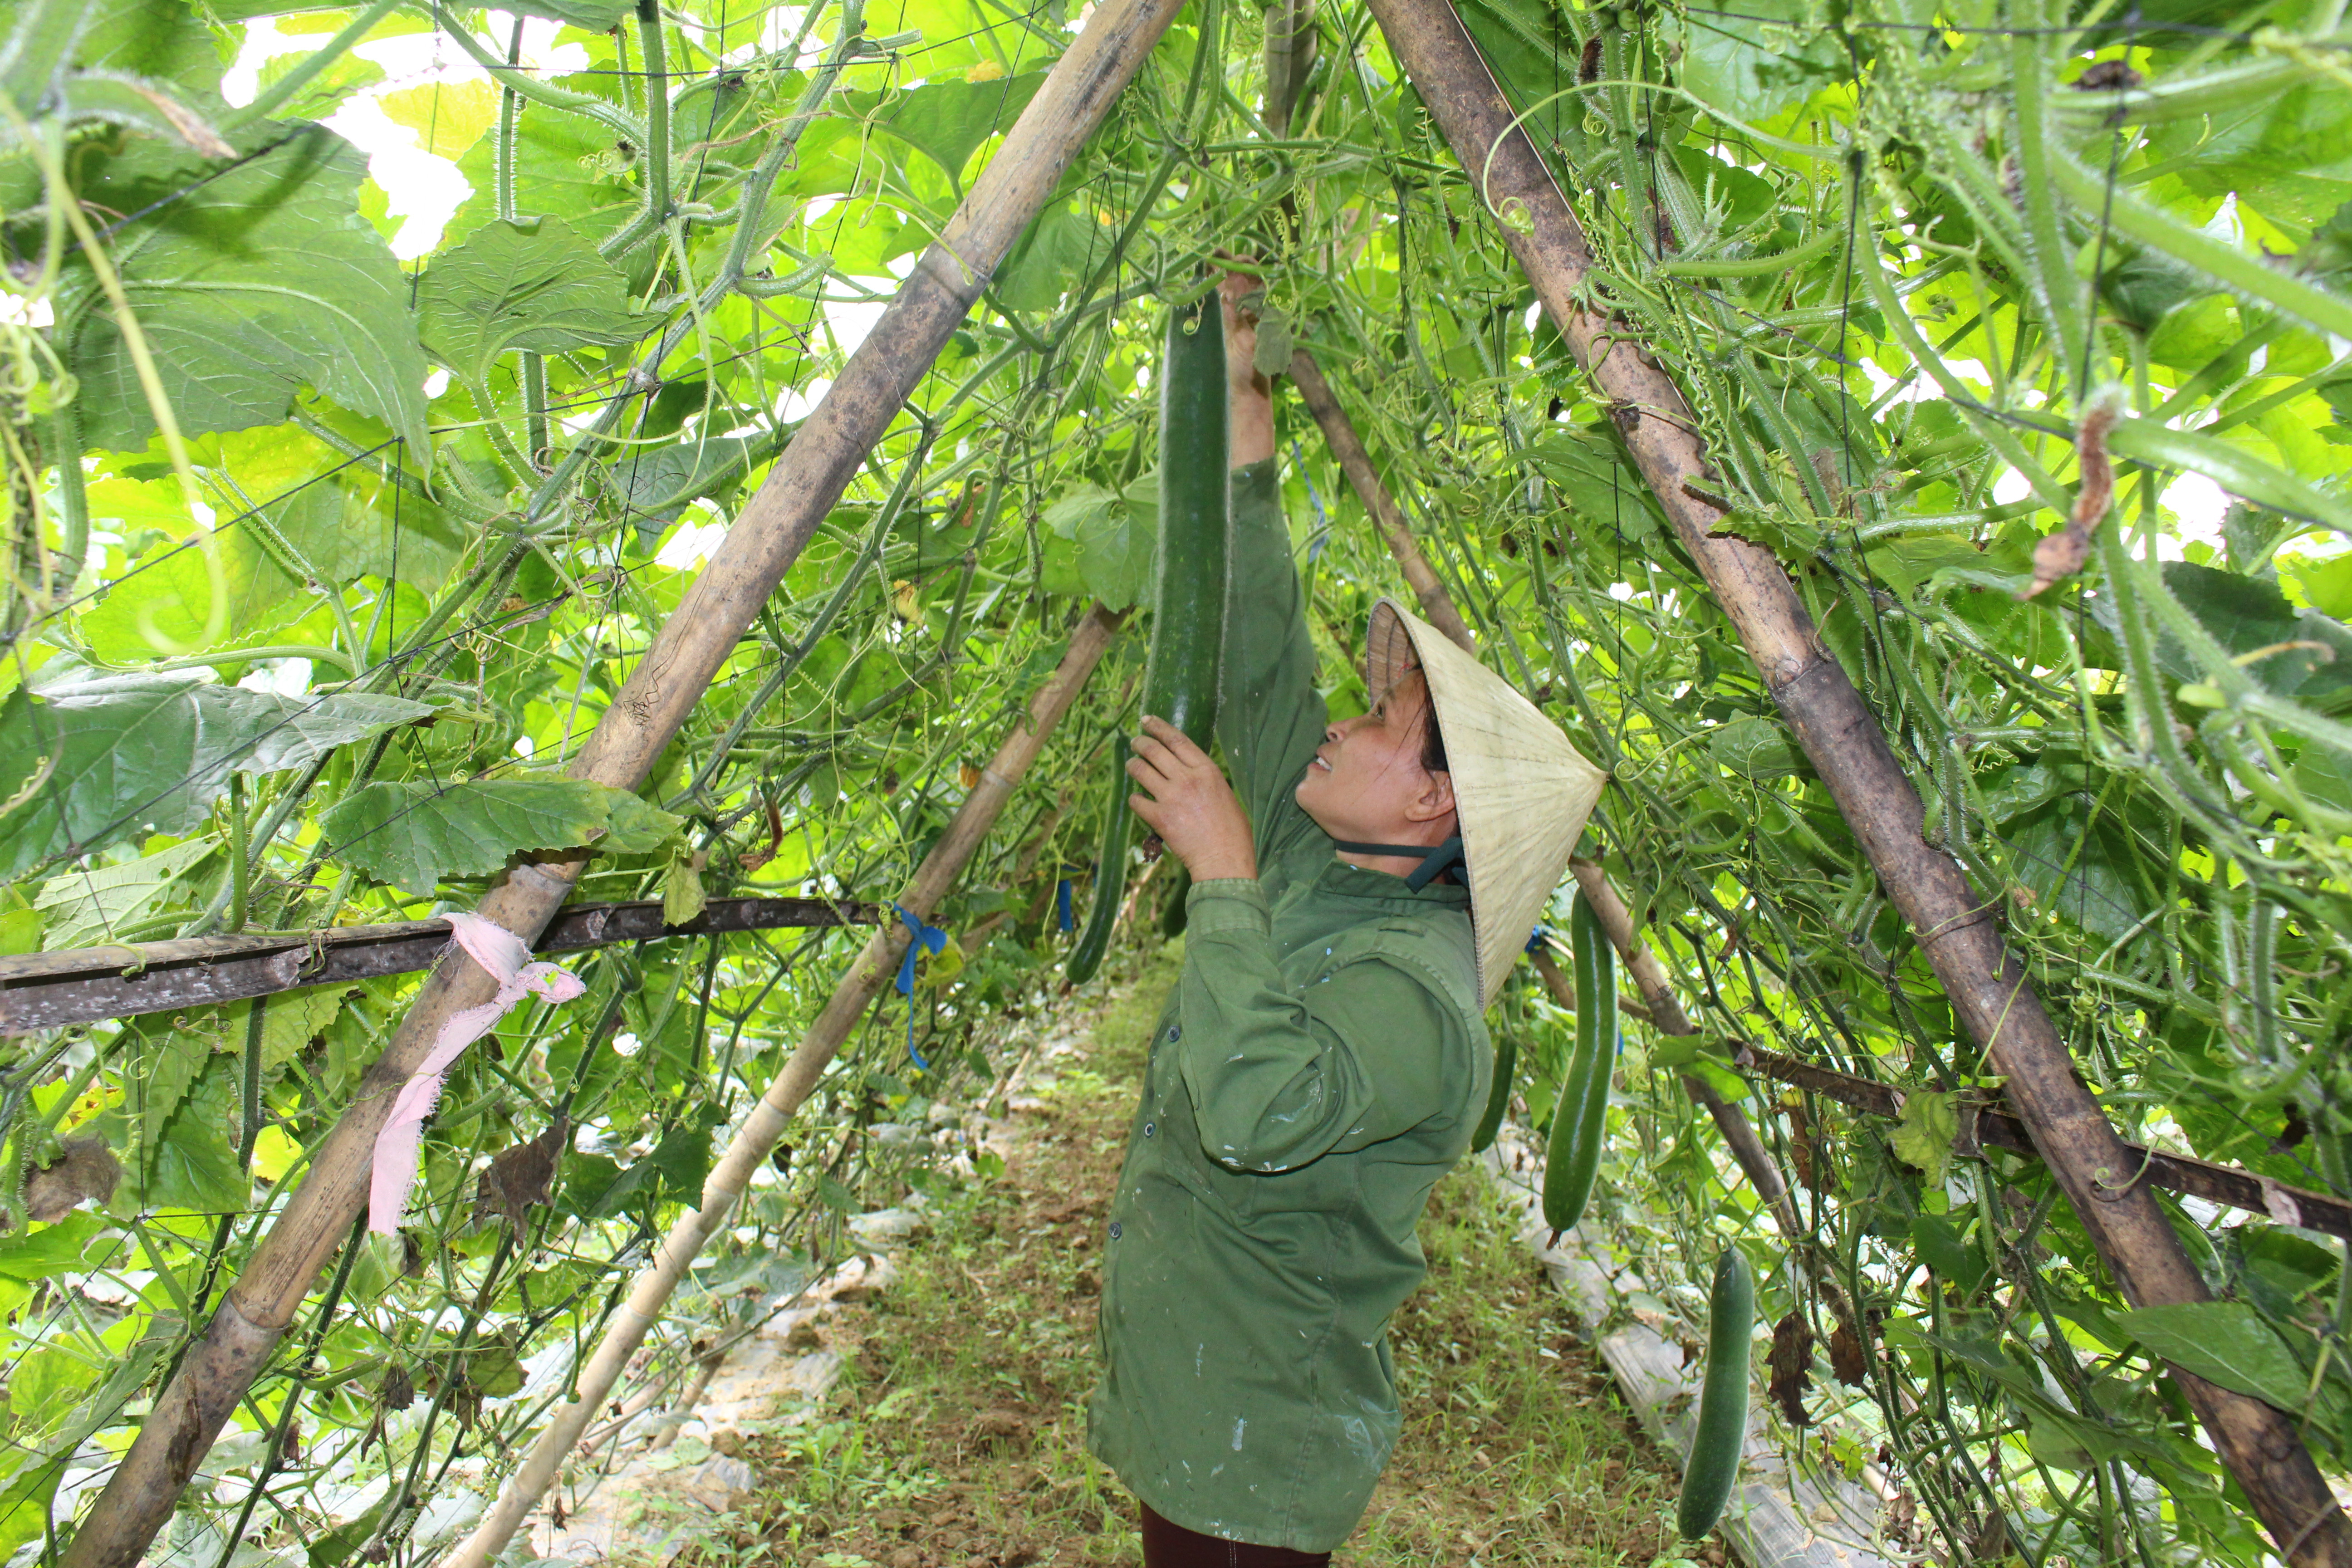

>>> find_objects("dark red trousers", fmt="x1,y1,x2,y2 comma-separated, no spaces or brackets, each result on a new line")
1138,1502,1332,1567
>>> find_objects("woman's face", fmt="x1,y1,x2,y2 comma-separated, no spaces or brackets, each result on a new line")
1294,670,1455,845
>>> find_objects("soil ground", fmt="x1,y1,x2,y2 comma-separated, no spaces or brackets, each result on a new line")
692,943,1690,1568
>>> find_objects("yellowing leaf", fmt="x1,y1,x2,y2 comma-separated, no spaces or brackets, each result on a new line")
379,79,502,162
1890,1090,1958,1186
663,848,708,926
965,59,1008,82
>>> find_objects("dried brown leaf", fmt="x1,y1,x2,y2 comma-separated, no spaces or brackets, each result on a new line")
1768,1310,1815,1427
24,1135,121,1222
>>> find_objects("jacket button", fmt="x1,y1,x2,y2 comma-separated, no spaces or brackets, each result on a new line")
1143,1122,1156,1137
1108,1221,1123,1240
1166,1025,1181,1042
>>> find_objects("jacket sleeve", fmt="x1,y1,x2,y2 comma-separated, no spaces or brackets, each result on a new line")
1176,879,1465,1173
1217,459,1328,884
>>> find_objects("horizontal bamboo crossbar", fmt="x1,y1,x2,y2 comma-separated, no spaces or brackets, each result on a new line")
1736,1044,2352,1240
0,897,879,1035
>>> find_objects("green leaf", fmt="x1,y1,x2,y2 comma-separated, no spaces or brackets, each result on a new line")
1890,1089,1958,1185
33,837,214,948
1707,714,1808,779
844,73,1048,183
267,468,472,591
318,779,619,895
493,0,632,24
139,1054,249,1214
603,793,684,855
662,847,707,925
414,216,646,390
0,677,435,878
220,985,348,1073
448,105,644,264
0,1214,112,1284
78,505,303,662
63,125,430,458
618,432,769,543
2116,1301,2310,1411
993,201,1100,312
2113,416,2352,537
1671,0,1842,124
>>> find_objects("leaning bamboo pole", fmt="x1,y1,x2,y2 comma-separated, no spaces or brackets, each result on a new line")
1287,351,1476,651
443,606,1123,1568
56,0,1188,1558
1360,0,2352,1560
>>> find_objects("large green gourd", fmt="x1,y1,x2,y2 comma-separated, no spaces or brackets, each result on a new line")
1541,892,1617,1234
1065,294,1228,983
1678,1249,1755,1540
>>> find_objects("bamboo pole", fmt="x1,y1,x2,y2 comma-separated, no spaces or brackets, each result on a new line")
56,0,1188,1555
1286,350,1477,651
1359,0,2352,1560
443,606,1123,1568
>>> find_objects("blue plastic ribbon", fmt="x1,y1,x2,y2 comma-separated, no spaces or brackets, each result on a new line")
1057,877,1074,932
892,902,948,1071
1525,923,1549,956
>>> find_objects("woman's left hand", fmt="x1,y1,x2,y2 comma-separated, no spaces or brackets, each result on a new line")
1127,716,1257,882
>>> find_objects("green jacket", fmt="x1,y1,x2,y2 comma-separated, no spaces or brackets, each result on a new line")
1086,459,1490,1551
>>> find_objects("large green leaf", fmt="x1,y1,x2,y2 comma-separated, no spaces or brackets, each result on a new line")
0,678,436,877
844,72,1048,183
318,778,657,893
1669,0,1842,125
142,1055,249,1214
78,527,303,662
0,1214,113,1284
617,432,770,542
2116,1301,2311,1411
415,216,646,390
993,201,1102,312
63,125,430,457
33,836,214,947
448,105,642,260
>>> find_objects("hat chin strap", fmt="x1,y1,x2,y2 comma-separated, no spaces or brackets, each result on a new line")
1328,834,1465,892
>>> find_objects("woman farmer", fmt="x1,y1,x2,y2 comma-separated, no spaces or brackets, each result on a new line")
1086,277,1607,1562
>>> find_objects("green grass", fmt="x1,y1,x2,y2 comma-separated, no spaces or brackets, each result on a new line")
695,941,1691,1568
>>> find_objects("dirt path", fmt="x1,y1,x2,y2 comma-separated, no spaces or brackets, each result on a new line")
697,944,1684,1568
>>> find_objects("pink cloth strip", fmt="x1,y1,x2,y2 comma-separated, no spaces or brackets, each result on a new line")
367,911,587,1234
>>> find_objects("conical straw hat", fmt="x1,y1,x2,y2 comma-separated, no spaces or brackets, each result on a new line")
1364,598,1607,1009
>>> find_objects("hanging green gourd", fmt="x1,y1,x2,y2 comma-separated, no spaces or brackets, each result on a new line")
1678,1248,1755,1540
1541,891,1617,1236
1471,1024,1516,1155
1065,291,1229,983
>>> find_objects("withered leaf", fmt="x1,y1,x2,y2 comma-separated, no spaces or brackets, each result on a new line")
1829,1319,1871,1387
1768,1311,1815,1427
474,1117,568,1234
24,1135,122,1223
380,1364,415,1411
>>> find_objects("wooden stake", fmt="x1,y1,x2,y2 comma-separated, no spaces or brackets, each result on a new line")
442,607,1123,1568
1360,0,2352,1559
1286,350,1478,652
56,0,1188,1553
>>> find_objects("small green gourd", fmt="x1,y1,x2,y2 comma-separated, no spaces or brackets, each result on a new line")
1471,1028,1516,1155
1541,892,1617,1234
1678,1248,1755,1540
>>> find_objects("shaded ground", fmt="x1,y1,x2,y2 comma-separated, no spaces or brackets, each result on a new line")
698,943,1686,1568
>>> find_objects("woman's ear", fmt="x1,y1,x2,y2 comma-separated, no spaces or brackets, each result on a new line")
1406,769,1456,824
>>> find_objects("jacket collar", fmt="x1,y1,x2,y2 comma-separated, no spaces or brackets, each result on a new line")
1315,854,1472,908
